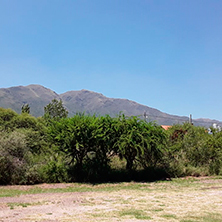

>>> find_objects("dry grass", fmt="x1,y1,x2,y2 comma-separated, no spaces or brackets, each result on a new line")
0,177,222,221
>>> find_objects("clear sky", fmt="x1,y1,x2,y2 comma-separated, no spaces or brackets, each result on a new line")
0,0,222,121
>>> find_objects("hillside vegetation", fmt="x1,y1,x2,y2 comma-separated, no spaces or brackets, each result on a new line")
0,100,222,185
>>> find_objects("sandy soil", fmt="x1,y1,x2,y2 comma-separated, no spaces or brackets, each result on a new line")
0,178,222,222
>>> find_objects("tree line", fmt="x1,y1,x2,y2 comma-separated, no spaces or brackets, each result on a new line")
0,99,222,184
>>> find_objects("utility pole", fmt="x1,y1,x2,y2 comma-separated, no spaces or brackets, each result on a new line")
189,114,193,125
144,111,148,121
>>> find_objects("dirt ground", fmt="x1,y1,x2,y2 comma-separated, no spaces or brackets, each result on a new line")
0,178,222,222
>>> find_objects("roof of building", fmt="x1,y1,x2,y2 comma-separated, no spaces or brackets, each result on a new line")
161,125,172,130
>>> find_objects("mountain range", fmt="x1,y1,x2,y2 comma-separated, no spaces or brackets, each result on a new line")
0,84,220,127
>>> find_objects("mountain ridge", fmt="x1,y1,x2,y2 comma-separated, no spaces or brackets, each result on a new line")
0,84,220,127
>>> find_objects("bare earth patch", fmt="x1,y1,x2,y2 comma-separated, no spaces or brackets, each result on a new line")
0,177,222,221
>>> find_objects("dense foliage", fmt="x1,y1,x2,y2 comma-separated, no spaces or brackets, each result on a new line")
166,123,222,176
0,101,222,184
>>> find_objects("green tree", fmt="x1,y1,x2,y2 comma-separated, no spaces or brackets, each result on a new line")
113,115,144,170
115,115,142,170
44,99,68,121
21,104,30,114
85,115,116,181
48,114,98,177
138,121,166,168
112,114,166,171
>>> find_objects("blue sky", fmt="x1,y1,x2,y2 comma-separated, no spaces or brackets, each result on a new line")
0,0,222,121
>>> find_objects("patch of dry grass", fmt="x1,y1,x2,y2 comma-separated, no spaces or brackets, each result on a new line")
0,177,222,221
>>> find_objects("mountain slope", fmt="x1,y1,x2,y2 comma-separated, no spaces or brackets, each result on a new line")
60,89,186,125
0,84,220,127
0,85,59,117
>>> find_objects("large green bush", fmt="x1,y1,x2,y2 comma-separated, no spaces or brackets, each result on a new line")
166,123,222,177
48,114,168,181
0,108,49,184
0,130,34,184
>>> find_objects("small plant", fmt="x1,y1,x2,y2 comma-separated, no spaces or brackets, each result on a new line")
119,208,152,220
161,214,177,219
7,202,31,209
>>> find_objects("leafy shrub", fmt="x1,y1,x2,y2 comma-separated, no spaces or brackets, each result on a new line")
166,123,222,177
0,110,49,184
0,130,31,184
41,153,69,183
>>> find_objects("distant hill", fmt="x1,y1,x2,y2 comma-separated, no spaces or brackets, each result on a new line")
0,84,221,127
0,85,59,117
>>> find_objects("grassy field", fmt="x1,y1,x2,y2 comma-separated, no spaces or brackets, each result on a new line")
0,177,222,221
